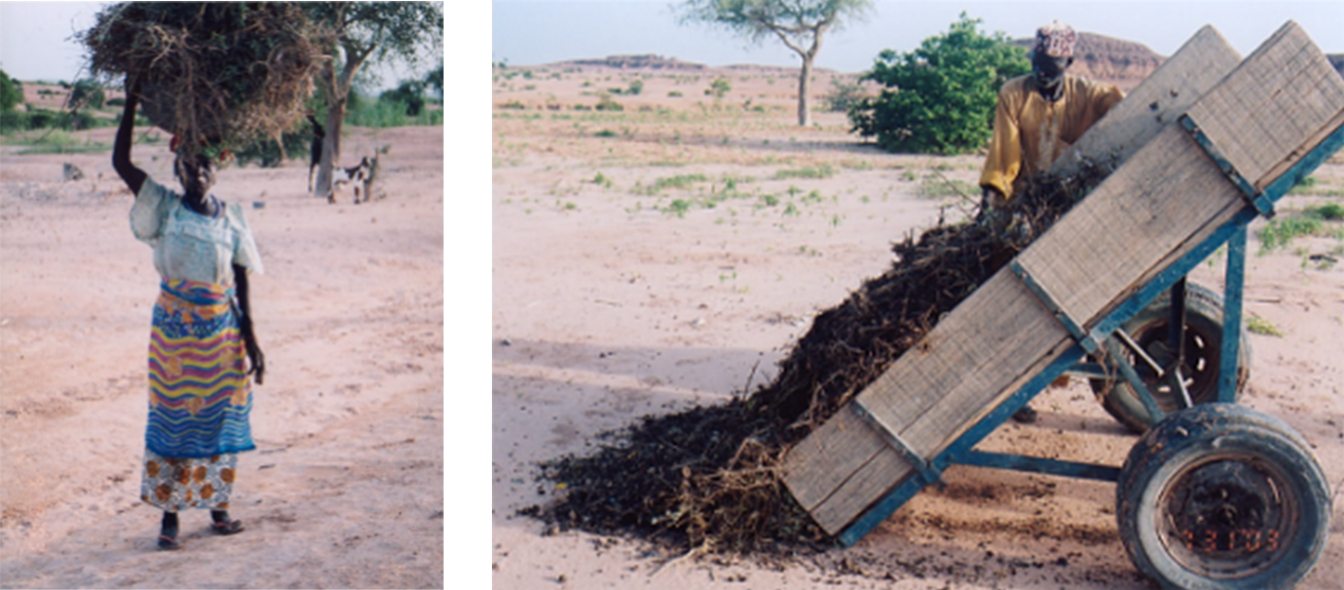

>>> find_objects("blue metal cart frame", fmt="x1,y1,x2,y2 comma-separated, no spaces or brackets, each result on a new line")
837,115,1344,548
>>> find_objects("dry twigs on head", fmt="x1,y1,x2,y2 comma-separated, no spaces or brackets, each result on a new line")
82,2,329,160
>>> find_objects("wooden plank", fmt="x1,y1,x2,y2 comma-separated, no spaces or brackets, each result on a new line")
784,400,893,513
1186,21,1344,185
858,271,1067,450
1050,25,1241,180
785,269,1072,534
781,21,1344,540
804,410,914,534
1016,125,1245,324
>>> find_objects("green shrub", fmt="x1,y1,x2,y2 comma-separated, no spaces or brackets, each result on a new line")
4,108,102,131
824,77,865,113
706,78,731,98
346,95,443,127
1,109,28,133
380,79,426,116
1307,202,1344,221
849,13,1029,154
232,126,313,168
0,69,22,112
595,93,623,111
69,79,105,110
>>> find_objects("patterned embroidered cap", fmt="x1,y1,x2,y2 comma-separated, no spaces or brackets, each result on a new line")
1035,21,1077,58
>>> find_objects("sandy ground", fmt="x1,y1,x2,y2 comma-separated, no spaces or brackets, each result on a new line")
0,125,445,587
490,65,1344,589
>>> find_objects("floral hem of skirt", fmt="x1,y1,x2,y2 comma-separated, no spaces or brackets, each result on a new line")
140,448,237,511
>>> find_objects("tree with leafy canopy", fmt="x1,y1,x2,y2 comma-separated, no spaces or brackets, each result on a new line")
69,79,105,111
381,79,426,116
676,0,873,127
424,61,443,101
305,2,442,198
848,13,1029,154
0,69,23,112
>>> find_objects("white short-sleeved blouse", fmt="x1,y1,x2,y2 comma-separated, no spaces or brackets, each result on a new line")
130,177,263,285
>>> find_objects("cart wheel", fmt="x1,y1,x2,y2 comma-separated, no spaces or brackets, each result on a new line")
1089,282,1250,433
1117,404,1330,590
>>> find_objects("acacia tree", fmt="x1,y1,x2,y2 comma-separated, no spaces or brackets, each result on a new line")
306,2,442,197
677,0,873,127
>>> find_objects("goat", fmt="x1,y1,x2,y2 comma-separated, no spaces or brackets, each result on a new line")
328,156,372,204
306,114,325,193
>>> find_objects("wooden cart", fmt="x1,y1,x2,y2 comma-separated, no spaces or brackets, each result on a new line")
782,21,1344,590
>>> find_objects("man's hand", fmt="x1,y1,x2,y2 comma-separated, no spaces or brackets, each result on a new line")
975,187,1006,228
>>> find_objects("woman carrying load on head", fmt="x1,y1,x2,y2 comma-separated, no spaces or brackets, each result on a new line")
113,75,266,551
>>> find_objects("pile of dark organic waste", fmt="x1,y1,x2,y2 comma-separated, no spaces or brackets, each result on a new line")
521,163,1114,555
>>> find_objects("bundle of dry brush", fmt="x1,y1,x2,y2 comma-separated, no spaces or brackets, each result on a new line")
83,2,328,160
522,163,1115,556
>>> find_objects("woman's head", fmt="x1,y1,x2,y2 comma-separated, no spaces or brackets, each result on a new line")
174,152,216,200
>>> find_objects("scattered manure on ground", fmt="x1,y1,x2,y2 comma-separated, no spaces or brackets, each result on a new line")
521,162,1114,557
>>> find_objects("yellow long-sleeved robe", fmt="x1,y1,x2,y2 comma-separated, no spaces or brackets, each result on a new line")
979,75,1124,201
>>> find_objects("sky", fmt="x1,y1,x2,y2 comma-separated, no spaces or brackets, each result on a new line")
4,1,1339,85
492,0,1344,72
0,1,440,91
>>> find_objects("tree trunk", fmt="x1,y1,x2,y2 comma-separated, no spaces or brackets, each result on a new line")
317,98,345,199
797,57,813,127
313,46,370,199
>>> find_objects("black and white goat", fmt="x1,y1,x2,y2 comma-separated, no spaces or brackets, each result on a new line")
328,156,372,204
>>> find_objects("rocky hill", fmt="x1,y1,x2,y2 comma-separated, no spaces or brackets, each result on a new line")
557,54,706,71
550,41,1342,91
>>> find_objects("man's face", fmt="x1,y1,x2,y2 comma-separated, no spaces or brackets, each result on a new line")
1032,52,1071,90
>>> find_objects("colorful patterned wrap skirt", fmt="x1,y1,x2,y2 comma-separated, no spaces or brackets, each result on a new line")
141,279,255,509
140,449,238,511
145,278,255,458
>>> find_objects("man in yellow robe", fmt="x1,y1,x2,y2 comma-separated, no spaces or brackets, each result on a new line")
978,22,1123,422
978,21,1124,231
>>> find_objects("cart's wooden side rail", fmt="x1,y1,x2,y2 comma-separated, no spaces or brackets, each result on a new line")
782,20,1344,538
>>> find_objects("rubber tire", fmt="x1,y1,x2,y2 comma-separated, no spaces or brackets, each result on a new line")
1117,404,1331,590
1089,283,1250,433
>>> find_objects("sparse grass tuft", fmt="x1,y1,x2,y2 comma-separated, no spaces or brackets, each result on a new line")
775,164,835,180
1245,313,1284,337
918,176,977,200
1257,205,1344,252
636,173,709,195
665,198,693,217
2,129,111,154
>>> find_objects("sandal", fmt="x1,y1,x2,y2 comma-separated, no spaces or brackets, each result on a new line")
157,532,182,551
210,519,245,535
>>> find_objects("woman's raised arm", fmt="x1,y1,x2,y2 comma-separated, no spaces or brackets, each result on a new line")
112,76,146,195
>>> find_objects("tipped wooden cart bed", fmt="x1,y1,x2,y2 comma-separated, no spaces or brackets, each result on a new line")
782,21,1344,590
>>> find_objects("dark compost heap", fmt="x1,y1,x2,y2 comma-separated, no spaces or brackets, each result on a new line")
82,2,326,160
522,164,1115,555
